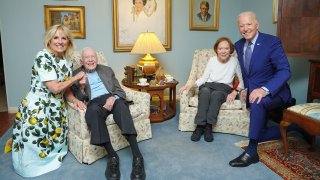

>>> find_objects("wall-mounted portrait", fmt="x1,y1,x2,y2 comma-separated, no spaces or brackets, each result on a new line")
189,0,220,31
44,5,85,39
112,0,172,52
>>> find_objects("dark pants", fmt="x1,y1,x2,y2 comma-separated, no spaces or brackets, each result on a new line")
194,82,232,125
85,94,137,145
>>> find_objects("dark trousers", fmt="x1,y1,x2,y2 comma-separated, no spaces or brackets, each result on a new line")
194,82,231,125
85,94,137,145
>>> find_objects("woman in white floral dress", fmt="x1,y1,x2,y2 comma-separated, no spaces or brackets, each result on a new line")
12,25,85,177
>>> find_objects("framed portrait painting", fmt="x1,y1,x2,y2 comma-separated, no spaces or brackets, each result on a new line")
189,0,220,31
112,0,172,52
44,5,85,39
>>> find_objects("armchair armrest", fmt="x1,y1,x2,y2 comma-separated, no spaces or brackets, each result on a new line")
67,101,86,120
121,85,151,117
67,101,90,140
179,89,195,113
239,93,248,110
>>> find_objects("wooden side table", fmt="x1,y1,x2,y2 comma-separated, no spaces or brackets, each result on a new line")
122,79,179,123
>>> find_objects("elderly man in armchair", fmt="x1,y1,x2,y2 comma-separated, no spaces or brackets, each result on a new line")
70,47,146,180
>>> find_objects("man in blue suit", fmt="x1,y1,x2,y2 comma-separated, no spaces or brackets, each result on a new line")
229,11,293,167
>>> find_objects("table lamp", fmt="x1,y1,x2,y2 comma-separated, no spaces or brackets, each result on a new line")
131,32,166,76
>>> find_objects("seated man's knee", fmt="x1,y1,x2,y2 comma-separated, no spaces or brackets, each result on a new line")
251,98,270,110
87,103,101,112
114,99,127,107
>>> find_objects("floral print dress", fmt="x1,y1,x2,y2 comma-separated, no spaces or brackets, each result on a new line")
12,49,72,177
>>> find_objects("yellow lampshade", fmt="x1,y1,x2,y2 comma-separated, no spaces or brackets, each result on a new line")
131,32,166,75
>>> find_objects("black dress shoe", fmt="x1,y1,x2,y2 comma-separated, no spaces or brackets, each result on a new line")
191,128,204,141
229,152,259,167
105,156,120,180
204,126,214,142
131,156,146,180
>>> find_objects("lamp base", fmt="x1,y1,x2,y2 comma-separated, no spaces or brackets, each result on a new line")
138,54,159,76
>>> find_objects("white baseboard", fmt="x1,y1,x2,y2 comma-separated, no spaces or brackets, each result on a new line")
8,107,18,113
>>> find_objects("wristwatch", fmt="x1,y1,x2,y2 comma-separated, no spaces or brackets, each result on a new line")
235,89,240,95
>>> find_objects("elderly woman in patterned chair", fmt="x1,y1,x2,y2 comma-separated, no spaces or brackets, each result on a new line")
179,37,244,142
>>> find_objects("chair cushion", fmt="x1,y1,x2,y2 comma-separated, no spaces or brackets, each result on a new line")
189,96,242,110
287,103,320,121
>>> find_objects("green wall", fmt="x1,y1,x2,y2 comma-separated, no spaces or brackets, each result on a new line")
0,0,310,111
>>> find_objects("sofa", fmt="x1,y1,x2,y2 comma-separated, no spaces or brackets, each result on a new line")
179,49,250,137
67,51,152,164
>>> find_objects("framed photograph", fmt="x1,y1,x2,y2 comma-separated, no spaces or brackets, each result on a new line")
44,5,85,39
112,0,172,52
189,0,220,31
272,0,278,24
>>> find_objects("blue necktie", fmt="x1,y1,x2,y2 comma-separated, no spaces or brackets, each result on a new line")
244,42,252,73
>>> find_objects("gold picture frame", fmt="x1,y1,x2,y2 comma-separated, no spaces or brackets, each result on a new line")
44,5,85,39
112,0,172,52
272,0,278,24
189,0,220,31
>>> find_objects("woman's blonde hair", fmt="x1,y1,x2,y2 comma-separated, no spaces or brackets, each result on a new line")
43,24,74,60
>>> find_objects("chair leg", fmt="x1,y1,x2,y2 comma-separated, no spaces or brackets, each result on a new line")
280,120,291,157
309,136,316,152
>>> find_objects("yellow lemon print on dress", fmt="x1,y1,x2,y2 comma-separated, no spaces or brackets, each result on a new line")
61,117,66,123
43,118,48,125
65,76,70,81
52,133,57,139
61,102,65,109
16,112,21,119
55,128,62,134
39,152,47,158
29,117,37,125
55,94,62,99
42,139,49,145
22,99,27,107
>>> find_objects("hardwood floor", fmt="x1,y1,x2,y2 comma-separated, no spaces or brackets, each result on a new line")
0,112,15,137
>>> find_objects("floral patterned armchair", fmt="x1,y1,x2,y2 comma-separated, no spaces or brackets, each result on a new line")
67,51,152,164
179,49,250,136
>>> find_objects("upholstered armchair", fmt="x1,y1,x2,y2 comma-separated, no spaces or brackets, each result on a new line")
67,51,152,164
179,49,250,136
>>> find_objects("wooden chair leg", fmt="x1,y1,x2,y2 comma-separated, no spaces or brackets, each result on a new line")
280,120,291,157
309,136,316,152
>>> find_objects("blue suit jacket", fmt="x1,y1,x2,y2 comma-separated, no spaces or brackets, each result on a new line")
235,32,292,105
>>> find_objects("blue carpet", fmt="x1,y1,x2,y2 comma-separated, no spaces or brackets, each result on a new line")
0,115,284,180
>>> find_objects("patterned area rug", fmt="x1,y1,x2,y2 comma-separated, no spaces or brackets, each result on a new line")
235,137,320,180
0,85,8,112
